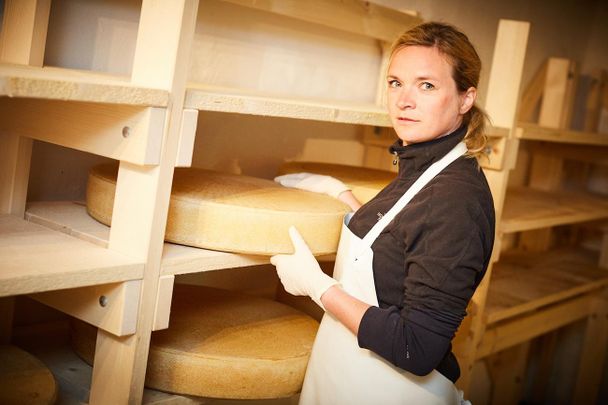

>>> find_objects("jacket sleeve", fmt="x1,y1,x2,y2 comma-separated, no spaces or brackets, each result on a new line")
356,186,494,376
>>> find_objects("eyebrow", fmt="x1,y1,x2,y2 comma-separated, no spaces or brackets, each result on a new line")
386,74,440,82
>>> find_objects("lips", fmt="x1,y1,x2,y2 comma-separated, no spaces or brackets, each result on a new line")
397,117,419,122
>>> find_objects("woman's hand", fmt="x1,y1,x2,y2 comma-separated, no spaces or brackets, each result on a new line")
274,172,362,211
270,226,339,309
274,172,350,198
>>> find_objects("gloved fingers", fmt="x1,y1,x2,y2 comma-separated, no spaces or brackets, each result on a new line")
270,253,288,266
274,172,313,187
288,225,312,254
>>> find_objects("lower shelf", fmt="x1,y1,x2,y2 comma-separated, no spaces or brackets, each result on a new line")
486,248,608,324
0,213,143,298
24,201,316,277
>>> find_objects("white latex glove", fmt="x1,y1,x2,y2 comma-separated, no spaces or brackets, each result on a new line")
274,172,350,199
270,226,339,310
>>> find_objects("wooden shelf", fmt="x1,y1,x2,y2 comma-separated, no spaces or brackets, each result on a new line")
485,248,608,325
0,213,143,298
517,122,608,146
0,63,169,106
185,83,391,126
501,187,608,233
24,201,276,277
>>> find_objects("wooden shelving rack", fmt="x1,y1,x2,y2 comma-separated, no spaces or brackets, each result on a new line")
0,1,420,403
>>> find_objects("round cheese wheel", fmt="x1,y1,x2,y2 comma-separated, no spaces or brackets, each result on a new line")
86,165,349,255
0,345,57,405
278,161,395,204
71,284,318,399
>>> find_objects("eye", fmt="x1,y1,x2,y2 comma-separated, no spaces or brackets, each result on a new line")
387,79,401,88
420,82,435,90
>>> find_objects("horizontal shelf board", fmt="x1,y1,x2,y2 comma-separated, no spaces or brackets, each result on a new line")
185,84,391,126
25,201,277,276
517,122,608,146
0,63,169,106
501,187,608,233
485,248,608,325
0,213,143,298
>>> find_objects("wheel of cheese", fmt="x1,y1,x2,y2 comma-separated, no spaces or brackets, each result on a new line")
278,161,395,204
86,164,349,255
70,284,319,399
0,345,57,405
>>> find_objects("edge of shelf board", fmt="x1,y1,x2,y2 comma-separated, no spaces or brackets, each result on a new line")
185,84,391,126
517,122,608,146
0,63,169,107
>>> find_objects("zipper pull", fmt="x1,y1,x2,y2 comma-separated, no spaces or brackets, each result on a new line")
392,151,398,165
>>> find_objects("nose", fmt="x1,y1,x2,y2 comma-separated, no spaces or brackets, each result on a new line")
396,87,415,110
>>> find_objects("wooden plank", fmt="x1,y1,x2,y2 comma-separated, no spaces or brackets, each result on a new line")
30,280,141,336
538,58,576,129
0,99,166,165
0,298,15,344
487,342,530,405
89,1,199,403
584,69,607,132
530,333,558,404
477,294,595,359
0,133,32,217
572,290,608,405
0,64,169,106
0,215,144,298
185,84,392,126
0,0,50,66
218,0,422,42
518,60,547,123
526,141,608,165
501,187,608,233
484,20,530,128
175,109,198,167
152,275,174,331
517,122,608,146
485,248,608,324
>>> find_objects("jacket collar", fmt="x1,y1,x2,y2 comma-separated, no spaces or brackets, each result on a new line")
389,126,467,177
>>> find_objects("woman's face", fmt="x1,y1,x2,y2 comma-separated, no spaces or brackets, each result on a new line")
386,45,476,145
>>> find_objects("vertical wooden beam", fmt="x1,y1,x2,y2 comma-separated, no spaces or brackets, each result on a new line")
88,1,198,404
530,333,558,404
539,58,577,129
0,0,51,345
456,19,529,396
572,290,608,405
487,342,531,405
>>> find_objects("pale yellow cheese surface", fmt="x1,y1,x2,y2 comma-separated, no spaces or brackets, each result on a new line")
71,284,319,399
86,164,350,255
0,345,57,405
278,161,395,204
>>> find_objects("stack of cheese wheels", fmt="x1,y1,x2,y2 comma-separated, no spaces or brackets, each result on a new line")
71,284,319,399
278,161,395,204
0,345,57,405
86,164,350,255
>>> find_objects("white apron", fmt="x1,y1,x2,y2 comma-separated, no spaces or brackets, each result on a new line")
300,142,469,405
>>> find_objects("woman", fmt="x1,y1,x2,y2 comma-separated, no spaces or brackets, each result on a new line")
272,22,495,404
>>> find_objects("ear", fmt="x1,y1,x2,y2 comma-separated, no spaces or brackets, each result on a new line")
459,87,477,114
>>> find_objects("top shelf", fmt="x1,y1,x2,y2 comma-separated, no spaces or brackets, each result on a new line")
184,84,391,126
517,122,608,146
0,63,169,107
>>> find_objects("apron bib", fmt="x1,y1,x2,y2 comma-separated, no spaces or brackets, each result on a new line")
300,142,469,405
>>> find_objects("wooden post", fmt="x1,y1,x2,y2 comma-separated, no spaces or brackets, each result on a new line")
572,290,608,405
0,0,51,344
456,19,529,396
487,342,531,405
87,1,198,403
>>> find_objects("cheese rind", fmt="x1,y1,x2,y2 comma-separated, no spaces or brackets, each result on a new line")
71,285,319,399
86,164,350,255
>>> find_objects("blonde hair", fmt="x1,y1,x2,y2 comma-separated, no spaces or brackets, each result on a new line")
390,22,488,159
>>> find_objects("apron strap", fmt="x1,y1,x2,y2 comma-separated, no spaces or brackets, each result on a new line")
361,142,468,248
